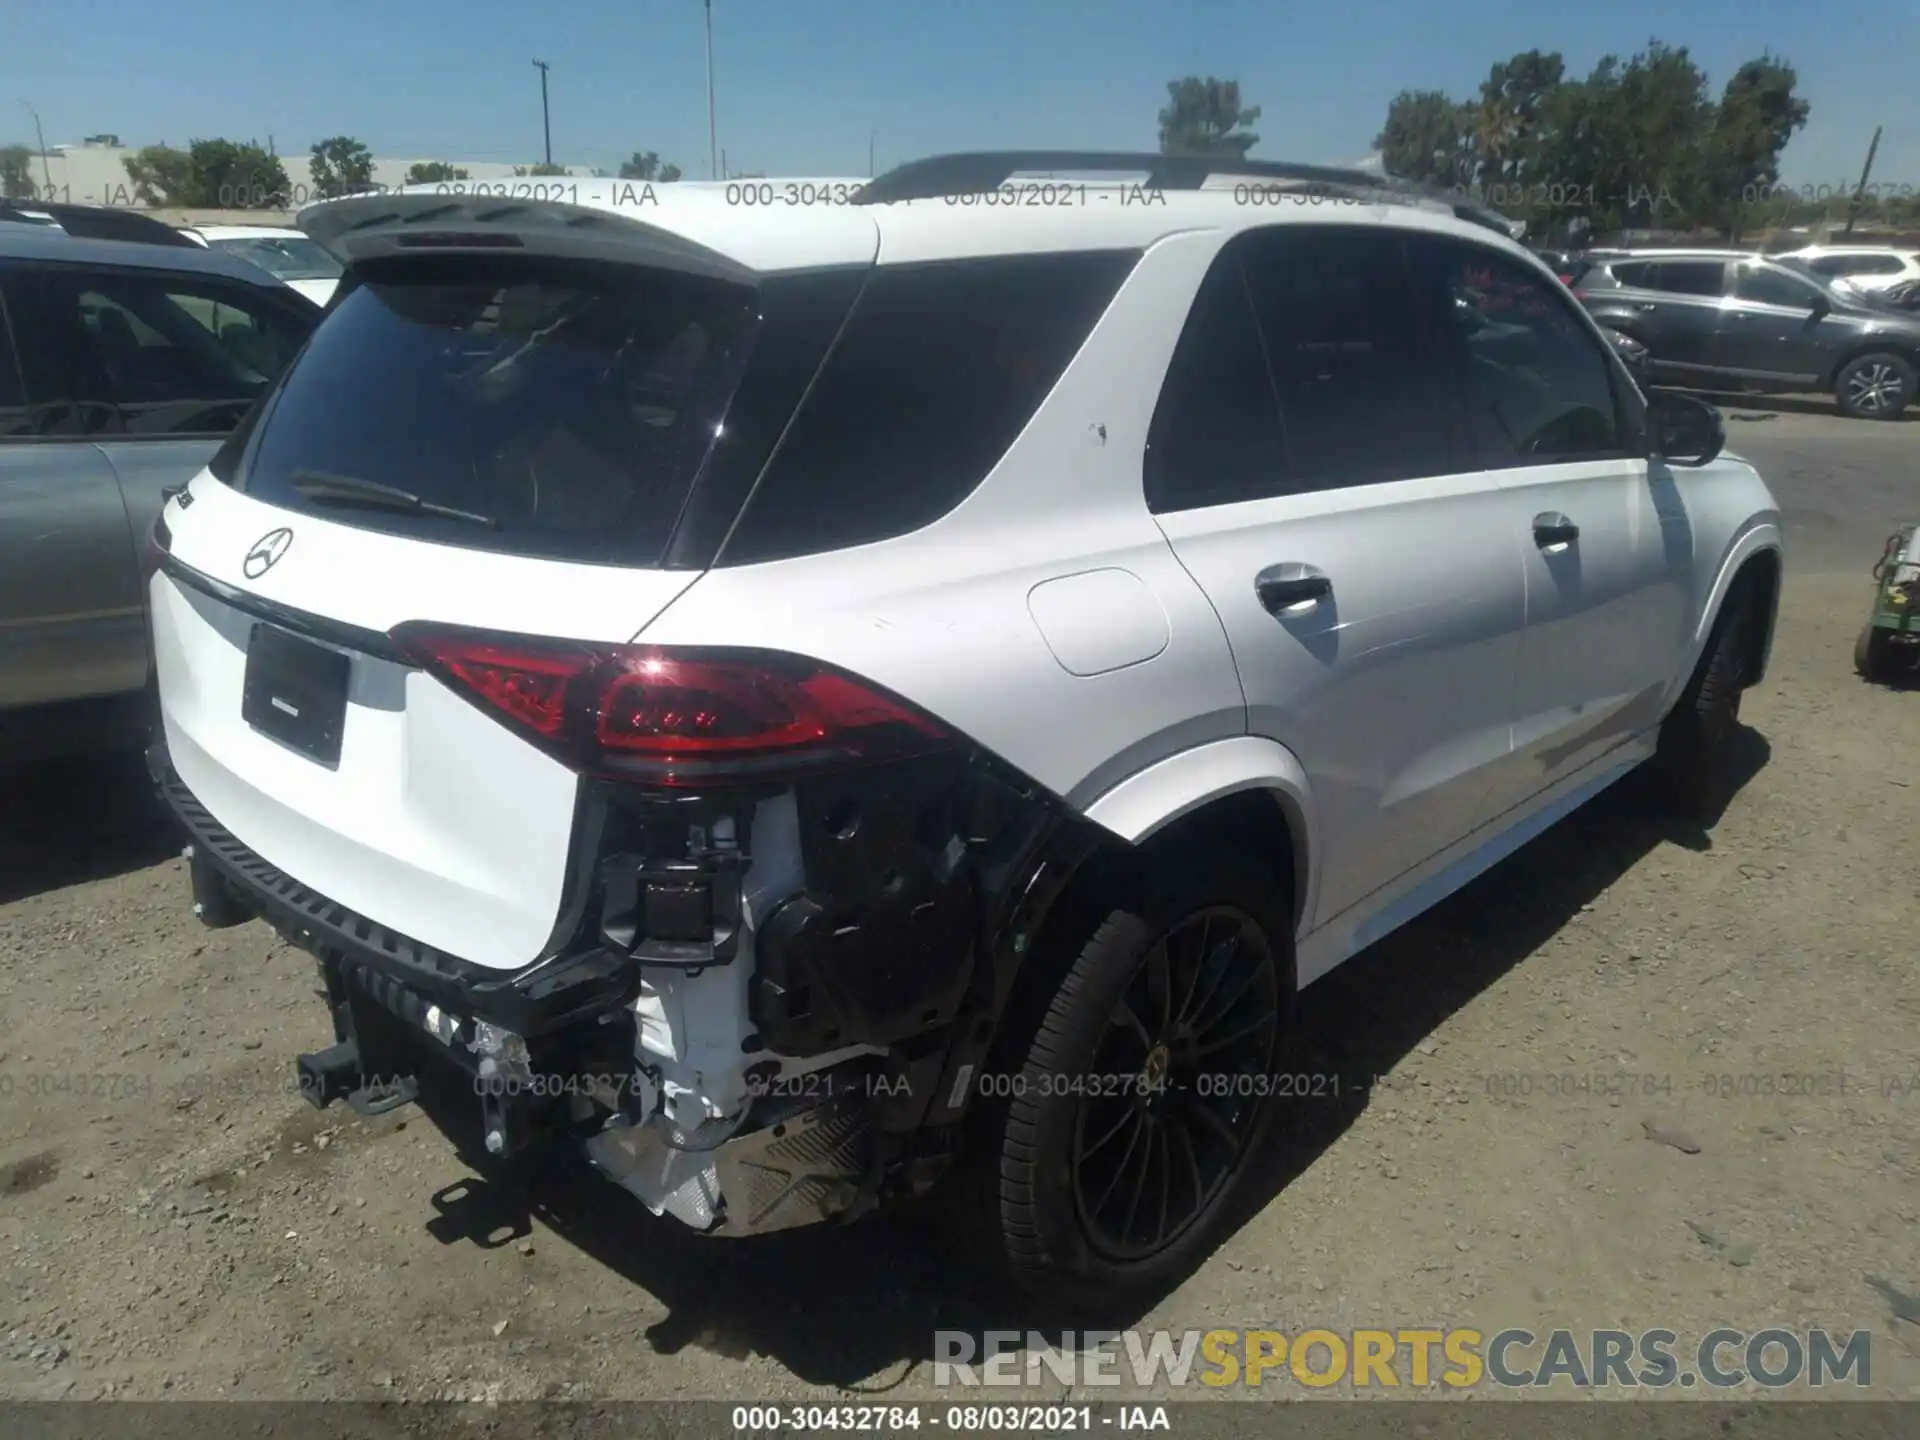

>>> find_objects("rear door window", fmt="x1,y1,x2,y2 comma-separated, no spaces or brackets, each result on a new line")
1643,261,1726,297
1237,225,1467,492
232,255,763,567
72,275,311,433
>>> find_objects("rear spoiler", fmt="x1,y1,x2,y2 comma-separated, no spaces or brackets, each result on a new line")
296,191,757,286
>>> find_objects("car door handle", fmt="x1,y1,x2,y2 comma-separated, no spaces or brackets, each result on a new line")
1533,515,1579,549
1635,302,1657,312
1255,566,1332,615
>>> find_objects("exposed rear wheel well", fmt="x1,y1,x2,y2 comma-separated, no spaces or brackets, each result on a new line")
995,789,1306,1065
1082,788,1303,945
1724,549,1781,687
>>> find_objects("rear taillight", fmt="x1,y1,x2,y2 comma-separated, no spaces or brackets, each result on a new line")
389,623,953,785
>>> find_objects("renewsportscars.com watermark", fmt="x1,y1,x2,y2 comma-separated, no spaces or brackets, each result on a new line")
934,1327,1873,1390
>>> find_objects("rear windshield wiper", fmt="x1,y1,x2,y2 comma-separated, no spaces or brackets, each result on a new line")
289,470,500,528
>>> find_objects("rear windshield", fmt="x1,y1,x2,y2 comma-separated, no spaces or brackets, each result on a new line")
211,235,344,282
229,255,760,566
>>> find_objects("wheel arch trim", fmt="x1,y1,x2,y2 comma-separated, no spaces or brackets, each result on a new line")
1680,523,1783,699
1822,341,1920,392
1079,734,1318,936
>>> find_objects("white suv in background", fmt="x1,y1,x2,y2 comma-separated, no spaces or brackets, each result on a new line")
144,153,1782,1308
180,225,344,306
1779,243,1920,298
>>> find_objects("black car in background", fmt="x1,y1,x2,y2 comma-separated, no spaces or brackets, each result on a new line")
1571,248,1920,418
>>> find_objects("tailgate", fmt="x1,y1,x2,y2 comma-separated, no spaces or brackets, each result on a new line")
149,243,773,970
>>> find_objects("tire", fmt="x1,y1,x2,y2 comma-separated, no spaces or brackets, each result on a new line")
1855,623,1889,680
1656,594,1752,816
1834,351,1916,420
986,847,1294,1311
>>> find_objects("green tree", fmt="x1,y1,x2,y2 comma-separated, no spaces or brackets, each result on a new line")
1699,55,1810,233
1373,90,1474,188
516,163,570,176
1470,50,1566,189
0,144,36,199
189,139,291,208
1611,42,1715,225
1380,40,1808,240
309,136,376,198
619,150,683,182
404,160,470,184
1157,77,1261,158
123,144,196,205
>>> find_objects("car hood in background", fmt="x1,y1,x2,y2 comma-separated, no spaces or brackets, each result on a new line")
283,278,337,306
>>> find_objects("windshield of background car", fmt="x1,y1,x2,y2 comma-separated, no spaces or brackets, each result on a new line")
211,236,344,282
224,254,761,566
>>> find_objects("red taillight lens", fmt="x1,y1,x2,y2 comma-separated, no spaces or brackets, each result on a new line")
390,623,951,783
430,641,588,738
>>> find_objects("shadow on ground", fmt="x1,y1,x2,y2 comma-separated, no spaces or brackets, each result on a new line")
0,749,182,906
407,728,1771,1390
1684,388,1920,425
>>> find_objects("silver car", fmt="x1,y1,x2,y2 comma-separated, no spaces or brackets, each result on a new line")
1,214,319,764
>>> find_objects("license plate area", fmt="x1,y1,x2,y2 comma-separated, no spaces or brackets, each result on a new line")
241,622,350,767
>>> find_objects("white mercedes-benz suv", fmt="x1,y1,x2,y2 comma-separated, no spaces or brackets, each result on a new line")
144,153,1782,1309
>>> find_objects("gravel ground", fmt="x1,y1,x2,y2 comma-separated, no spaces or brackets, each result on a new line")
2,403,1917,1405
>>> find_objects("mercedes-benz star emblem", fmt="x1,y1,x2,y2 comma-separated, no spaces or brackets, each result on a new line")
243,527,294,580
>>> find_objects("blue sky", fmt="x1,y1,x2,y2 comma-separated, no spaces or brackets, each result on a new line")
3,0,1916,185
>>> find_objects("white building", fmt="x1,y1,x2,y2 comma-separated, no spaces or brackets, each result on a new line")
18,138,606,210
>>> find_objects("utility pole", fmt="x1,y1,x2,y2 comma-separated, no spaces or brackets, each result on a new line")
22,102,52,193
704,0,719,180
1842,125,1881,236
532,59,553,166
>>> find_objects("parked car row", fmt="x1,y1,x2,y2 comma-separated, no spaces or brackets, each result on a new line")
1563,247,1920,418
0,205,323,763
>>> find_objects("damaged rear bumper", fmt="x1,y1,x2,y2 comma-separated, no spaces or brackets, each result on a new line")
147,742,882,1234
147,736,1091,1237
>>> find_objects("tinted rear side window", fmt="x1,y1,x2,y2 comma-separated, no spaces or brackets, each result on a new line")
1643,261,1725,297
1810,254,1904,277
1144,254,1286,511
717,250,1139,566
233,255,759,567
0,290,29,436
1732,263,1826,308
1239,226,1466,491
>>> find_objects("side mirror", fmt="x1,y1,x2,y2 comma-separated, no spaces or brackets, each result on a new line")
1808,294,1831,317
1649,391,1725,467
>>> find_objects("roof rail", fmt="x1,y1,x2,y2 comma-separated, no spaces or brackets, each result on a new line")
0,200,201,248
849,150,1525,239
